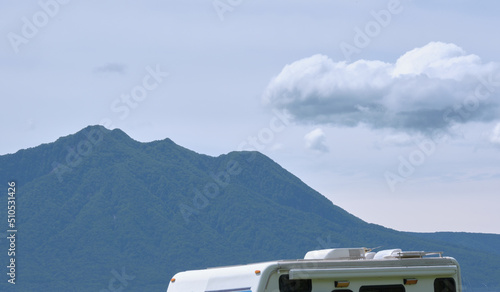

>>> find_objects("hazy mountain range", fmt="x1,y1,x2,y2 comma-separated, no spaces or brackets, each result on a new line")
0,125,498,291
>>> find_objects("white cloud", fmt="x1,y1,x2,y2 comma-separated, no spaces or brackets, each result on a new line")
304,128,329,153
490,123,500,145
379,133,415,147
392,42,481,80
263,42,500,135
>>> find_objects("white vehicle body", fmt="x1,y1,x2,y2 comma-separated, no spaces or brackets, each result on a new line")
166,248,461,292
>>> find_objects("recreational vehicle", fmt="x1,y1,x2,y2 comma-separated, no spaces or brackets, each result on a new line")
166,248,461,292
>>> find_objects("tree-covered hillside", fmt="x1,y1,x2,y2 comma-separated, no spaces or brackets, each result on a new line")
0,125,498,291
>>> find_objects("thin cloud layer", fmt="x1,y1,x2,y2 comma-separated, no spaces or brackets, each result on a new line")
93,63,127,74
263,42,500,134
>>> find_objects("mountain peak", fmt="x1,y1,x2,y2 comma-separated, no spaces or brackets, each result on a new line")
0,126,498,291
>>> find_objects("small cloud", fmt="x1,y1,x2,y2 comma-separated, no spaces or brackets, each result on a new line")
381,133,415,147
93,63,127,74
490,123,500,145
304,128,329,153
25,119,36,131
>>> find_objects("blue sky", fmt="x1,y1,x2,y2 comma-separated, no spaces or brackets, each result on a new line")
1,0,500,233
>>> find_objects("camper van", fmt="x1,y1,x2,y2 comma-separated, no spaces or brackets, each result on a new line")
166,248,461,292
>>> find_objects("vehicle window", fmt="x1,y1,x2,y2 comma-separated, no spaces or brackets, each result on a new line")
279,274,312,292
434,278,456,292
359,284,405,292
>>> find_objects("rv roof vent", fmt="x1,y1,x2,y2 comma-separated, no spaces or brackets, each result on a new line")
304,248,366,260
373,249,444,260
395,251,443,259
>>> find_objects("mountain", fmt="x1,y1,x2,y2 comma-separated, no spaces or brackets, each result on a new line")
0,125,499,291
408,232,500,256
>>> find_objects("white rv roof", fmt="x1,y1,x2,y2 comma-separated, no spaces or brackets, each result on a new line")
168,261,274,292
167,248,458,292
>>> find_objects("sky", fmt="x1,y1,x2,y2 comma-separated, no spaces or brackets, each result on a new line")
1,0,500,234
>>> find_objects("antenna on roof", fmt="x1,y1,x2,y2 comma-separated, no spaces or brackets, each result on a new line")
365,246,382,253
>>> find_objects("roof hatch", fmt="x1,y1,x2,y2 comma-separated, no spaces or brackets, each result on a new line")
304,248,366,260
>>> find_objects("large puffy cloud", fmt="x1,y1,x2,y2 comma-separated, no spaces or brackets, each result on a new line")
263,42,500,134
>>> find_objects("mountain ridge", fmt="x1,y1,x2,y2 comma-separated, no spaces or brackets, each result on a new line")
0,125,498,291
